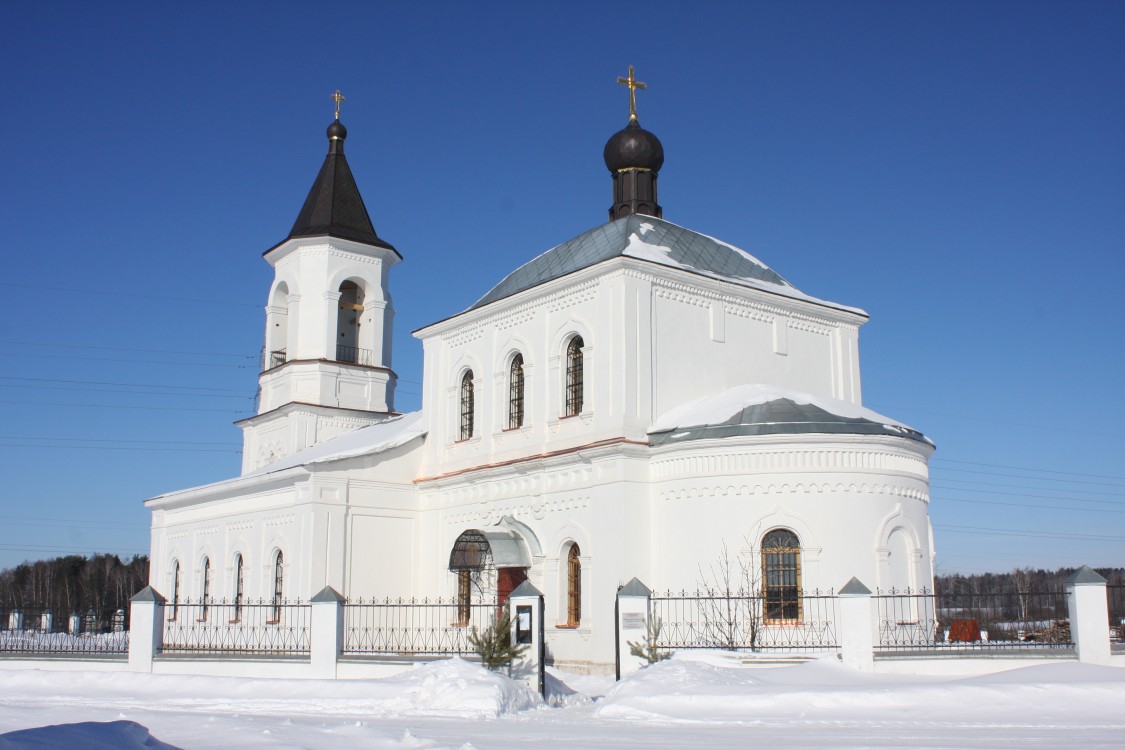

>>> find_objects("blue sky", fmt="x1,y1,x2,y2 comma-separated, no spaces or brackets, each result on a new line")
0,1,1122,576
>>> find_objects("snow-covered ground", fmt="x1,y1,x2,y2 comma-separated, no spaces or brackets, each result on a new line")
1,653,1123,749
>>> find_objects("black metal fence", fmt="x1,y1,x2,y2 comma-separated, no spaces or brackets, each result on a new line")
335,344,373,366
343,597,497,656
162,598,310,655
875,587,1072,652
1109,584,1125,644
649,589,839,651
0,605,129,654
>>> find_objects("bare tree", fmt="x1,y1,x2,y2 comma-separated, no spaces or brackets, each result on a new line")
695,542,763,651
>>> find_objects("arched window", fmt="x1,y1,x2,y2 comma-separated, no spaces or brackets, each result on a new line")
233,553,244,621
459,370,475,440
449,530,494,626
762,529,801,623
200,557,211,620
169,559,181,621
508,354,525,430
566,543,582,626
564,336,584,417
271,550,284,623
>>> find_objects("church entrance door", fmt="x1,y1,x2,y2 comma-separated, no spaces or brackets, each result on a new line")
497,567,528,614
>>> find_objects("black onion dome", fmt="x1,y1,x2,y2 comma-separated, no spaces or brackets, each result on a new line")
603,119,664,172
327,120,347,143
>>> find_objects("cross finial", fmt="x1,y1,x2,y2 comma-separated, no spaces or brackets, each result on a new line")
331,90,346,121
615,65,647,122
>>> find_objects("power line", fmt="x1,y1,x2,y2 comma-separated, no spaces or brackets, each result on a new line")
0,281,260,309
940,495,1125,514
932,484,1125,507
932,466,1125,490
0,444,240,453
0,340,256,359
0,400,250,414
0,376,242,393
0,352,256,369
933,478,1125,499
0,515,150,529
934,524,1125,543
0,436,240,446
934,457,1125,482
0,383,253,400
867,403,1125,440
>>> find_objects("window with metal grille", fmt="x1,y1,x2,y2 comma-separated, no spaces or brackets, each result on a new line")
456,569,472,626
200,557,211,621
564,336,584,416
508,354,525,429
271,550,284,622
233,553,244,622
567,543,582,626
459,370,475,440
762,529,802,623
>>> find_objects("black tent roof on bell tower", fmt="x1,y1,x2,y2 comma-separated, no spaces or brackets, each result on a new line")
268,119,399,257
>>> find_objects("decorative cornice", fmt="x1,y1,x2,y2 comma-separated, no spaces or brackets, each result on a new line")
446,495,591,526
659,482,929,503
651,443,929,483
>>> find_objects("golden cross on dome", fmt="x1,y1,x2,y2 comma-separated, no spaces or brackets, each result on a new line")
615,65,647,122
331,90,346,121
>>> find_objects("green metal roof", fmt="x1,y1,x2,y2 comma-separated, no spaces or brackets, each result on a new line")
472,215,861,313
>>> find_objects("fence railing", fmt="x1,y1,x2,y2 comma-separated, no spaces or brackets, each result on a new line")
875,588,1072,652
0,605,129,654
343,597,497,656
649,589,839,651
162,598,310,655
335,344,373,366
1109,584,1125,644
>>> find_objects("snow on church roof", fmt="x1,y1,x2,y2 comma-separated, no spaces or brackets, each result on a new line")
244,411,426,478
147,412,426,504
471,214,865,316
648,384,930,446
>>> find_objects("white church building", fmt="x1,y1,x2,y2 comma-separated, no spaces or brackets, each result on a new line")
146,82,935,672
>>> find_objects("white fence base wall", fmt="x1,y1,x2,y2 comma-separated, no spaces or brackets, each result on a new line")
873,653,1078,677
0,657,126,673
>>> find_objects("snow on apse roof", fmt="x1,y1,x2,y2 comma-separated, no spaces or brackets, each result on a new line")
648,384,930,446
472,214,865,316
244,411,427,478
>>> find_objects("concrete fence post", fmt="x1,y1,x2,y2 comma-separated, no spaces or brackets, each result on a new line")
508,581,545,697
310,586,346,679
128,586,166,673
1066,566,1110,665
616,578,652,680
838,577,875,672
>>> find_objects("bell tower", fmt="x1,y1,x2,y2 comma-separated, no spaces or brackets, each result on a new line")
237,93,401,473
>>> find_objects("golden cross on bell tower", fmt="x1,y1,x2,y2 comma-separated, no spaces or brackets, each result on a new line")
616,65,647,122
331,90,346,121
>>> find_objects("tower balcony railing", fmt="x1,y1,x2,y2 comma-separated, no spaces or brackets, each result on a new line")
336,344,373,366
264,348,287,370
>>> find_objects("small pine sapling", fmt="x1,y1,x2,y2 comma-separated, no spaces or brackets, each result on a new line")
468,610,528,671
628,616,671,665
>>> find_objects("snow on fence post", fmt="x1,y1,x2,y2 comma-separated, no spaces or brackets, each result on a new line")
128,586,166,673
1067,566,1110,665
508,581,545,698
310,586,346,679
838,577,875,673
616,578,651,681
